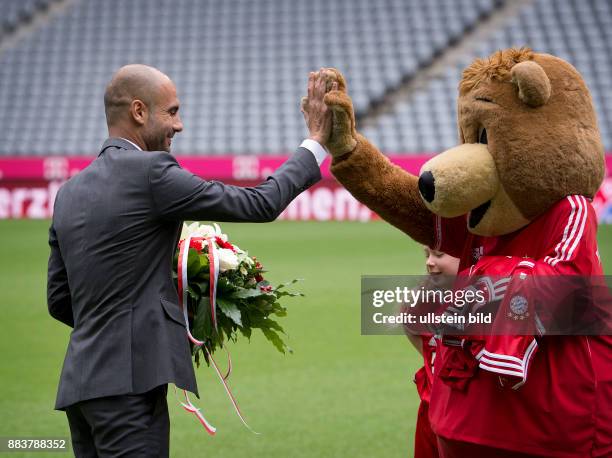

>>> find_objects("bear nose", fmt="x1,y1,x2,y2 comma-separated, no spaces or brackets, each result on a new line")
418,171,435,203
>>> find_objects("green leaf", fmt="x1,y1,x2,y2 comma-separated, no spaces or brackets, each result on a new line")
274,290,305,299
261,327,287,354
216,277,236,293
187,248,201,277
217,297,242,326
239,326,252,339
273,304,288,317
187,285,200,302
230,287,269,299
194,262,210,281
192,297,212,340
194,280,209,296
264,319,286,334
275,278,302,290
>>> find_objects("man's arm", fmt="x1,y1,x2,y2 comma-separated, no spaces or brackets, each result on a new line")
47,223,74,327
149,70,332,222
148,146,321,222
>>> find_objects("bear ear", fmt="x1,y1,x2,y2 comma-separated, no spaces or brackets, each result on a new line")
510,60,551,107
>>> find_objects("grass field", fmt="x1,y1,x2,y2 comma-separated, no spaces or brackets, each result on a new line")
1,220,612,458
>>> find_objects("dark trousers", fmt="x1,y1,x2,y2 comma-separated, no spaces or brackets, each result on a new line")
65,385,169,458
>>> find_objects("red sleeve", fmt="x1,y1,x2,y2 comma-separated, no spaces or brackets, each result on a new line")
431,214,468,259
476,337,538,390
473,259,539,389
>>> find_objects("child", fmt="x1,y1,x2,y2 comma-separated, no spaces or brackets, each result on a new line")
405,247,459,458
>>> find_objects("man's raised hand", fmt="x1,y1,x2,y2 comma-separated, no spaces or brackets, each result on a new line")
302,69,335,145
303,68,358,158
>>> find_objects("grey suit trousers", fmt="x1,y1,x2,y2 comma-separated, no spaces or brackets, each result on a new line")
65,385,169,458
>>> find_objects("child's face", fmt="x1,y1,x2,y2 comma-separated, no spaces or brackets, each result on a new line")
424,246,459,276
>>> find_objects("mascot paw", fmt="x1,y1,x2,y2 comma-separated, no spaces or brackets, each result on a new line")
319,68,358,157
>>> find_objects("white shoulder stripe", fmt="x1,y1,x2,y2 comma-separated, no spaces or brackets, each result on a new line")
555,195,584,265
545,195,588,267
545,195,576,266
564,195,588,264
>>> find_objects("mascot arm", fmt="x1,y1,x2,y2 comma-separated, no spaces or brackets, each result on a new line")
331,137,436,246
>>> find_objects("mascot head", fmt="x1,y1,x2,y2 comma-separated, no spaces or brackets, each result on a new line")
418,47,604,236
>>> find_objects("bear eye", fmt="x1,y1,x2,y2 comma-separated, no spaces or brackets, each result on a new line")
476,96,494,103
478,127,488,144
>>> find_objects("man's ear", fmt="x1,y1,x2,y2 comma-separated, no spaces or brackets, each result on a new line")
130,99,148,126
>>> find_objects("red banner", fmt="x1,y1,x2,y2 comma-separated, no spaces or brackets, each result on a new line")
0,155,435,181
0,155,611,222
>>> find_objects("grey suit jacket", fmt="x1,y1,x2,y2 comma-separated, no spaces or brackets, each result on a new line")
47,138,321,410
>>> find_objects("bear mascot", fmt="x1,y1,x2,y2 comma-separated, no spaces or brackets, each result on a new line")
311,48,612,457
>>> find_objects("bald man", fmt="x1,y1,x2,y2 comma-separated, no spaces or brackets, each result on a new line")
47,65,333,457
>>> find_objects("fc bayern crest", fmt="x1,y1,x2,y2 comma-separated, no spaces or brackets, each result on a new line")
508,295,529,320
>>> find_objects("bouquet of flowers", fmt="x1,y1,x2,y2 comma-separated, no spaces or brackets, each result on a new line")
174,222,303,367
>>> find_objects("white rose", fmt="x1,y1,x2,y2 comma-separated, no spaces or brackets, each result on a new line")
218,248,239,272
180,222,198,240
198,225,217,238
241,253,254,266
180,222,216,240
235,250,253,267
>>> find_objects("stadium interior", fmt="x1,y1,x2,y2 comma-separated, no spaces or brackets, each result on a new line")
2,3,612,456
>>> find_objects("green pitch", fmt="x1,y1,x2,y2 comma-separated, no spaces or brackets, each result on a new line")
1,220,611,458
